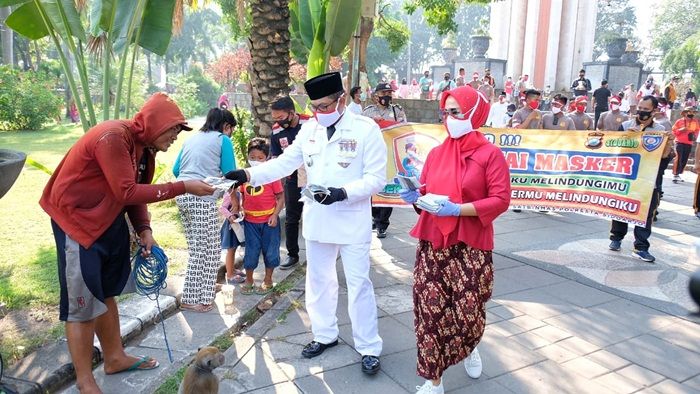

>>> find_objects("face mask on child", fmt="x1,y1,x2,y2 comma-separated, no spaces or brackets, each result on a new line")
248,160,263,167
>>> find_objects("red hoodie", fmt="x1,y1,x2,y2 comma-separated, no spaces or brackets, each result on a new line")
40,93,189,249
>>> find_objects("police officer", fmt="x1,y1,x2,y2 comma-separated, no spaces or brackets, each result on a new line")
569,96,594,130
362,82,407,238
362,82,407,124
541,95,576,130
596,96,629,131
269,95,311,270
225,72,386,375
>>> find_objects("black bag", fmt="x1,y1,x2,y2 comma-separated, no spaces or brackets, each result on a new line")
689,132,696,142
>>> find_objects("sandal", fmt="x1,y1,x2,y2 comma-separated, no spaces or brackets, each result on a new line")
255,283,274,295
226,273,246,284
105,355,159,374
240,283,256,295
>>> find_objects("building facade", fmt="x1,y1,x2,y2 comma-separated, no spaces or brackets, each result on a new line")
489,0,598,91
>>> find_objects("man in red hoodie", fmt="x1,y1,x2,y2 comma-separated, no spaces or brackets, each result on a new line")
40,93,214,393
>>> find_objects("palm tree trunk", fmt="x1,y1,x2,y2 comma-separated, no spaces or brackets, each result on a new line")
247,0,291,137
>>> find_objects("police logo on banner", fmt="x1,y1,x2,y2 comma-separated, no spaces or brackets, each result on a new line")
642,134,664,152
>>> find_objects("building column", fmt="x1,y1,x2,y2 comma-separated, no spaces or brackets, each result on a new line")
543,0,563,90
506,0,528,80
556,0,578,91
489,0,512,60
521,0,540,82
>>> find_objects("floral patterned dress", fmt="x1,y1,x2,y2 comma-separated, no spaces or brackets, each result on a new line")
413,240,494,380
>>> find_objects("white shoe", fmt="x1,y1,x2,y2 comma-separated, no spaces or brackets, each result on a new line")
415,380,444,394
464,347,482,379
673,175,681,183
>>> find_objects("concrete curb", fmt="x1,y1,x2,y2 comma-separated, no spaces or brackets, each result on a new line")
5,212,295,394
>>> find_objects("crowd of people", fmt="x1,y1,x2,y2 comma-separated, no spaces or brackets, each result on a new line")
40,60,698,393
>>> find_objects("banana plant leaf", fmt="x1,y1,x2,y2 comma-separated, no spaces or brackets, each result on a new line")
0,0,30,6
297,0,315,49
324,0,360,56
138,0,175,56
4,2,48,40
43,0,86,41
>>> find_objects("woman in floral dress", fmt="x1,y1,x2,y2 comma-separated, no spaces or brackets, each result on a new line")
400,85,511,394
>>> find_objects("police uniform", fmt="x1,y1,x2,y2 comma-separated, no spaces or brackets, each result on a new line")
362,103,407,123
569,111,594,130
597,110,629,131
363,84,407,236
246,77,386,359
541,113,576,130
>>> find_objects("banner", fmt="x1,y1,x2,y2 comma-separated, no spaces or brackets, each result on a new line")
373,123,667,227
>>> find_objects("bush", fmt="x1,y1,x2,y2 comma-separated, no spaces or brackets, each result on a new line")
0,66,62,130
170,67,221,118
188,66,221,112
170,74,203,119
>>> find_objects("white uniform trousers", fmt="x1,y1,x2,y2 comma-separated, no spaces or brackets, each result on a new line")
305,240,383,356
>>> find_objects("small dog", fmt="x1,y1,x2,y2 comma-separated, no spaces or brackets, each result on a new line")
178,347,225,394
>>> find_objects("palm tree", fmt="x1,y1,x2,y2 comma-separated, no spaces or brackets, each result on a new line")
246,0,291,136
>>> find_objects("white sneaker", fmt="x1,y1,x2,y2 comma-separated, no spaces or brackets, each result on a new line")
415,380,444,394
673,175,681,183
464,347,482,379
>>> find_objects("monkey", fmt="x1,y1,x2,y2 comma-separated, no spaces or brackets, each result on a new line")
178,347,225,394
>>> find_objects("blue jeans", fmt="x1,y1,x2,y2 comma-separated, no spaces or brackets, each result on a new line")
243,220,281,270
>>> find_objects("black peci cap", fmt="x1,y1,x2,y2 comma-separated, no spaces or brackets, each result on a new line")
304,72,344,100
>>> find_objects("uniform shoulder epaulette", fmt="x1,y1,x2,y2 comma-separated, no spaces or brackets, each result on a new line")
391,103,403,110
363,104,377,110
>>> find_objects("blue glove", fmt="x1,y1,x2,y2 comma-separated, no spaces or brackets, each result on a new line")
435,200,461,217
399,189,420,204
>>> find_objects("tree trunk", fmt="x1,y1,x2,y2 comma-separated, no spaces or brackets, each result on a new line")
0,6,13,67
358,16,374,76
247,0,291,136
146,52,152,86
33,40,41,71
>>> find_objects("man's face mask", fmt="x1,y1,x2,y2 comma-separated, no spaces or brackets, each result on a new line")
445,75,450,80
279,113,293,129
378,95,392,107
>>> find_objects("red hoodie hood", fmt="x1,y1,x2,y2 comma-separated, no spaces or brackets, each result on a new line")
129,92,192,145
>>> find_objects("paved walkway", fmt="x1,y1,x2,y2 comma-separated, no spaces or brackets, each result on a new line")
54,173,700,393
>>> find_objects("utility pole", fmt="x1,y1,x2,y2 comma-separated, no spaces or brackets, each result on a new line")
0,7,14,67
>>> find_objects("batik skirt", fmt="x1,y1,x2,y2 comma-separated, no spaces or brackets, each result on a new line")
413,240,494,380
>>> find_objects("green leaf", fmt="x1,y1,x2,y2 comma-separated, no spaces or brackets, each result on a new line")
111,3,139,54
89,0,116,36
308,0,322,34
289,0,300,36
324,0,360,56
137,0,175,56
298,0,314,49
26,156,54,176
5,2,49,40
43,0,86,41
0,0,30,6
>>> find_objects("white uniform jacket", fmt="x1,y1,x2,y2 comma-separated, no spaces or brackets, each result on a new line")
248,110,387,244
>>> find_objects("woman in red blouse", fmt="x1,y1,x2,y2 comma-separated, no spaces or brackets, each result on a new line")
400,86,511,394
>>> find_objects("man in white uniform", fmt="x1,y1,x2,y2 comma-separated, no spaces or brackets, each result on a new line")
225,72,386,375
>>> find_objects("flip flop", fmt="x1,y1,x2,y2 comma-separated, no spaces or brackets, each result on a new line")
240,283,256,295
226,274,246,284
106,355,159,374
255,283,274,295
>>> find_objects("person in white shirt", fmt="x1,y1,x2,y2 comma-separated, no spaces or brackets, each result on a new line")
487,92,509,127
347,86,364,115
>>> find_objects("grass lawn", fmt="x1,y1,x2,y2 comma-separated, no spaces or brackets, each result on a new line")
0,119,200,363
